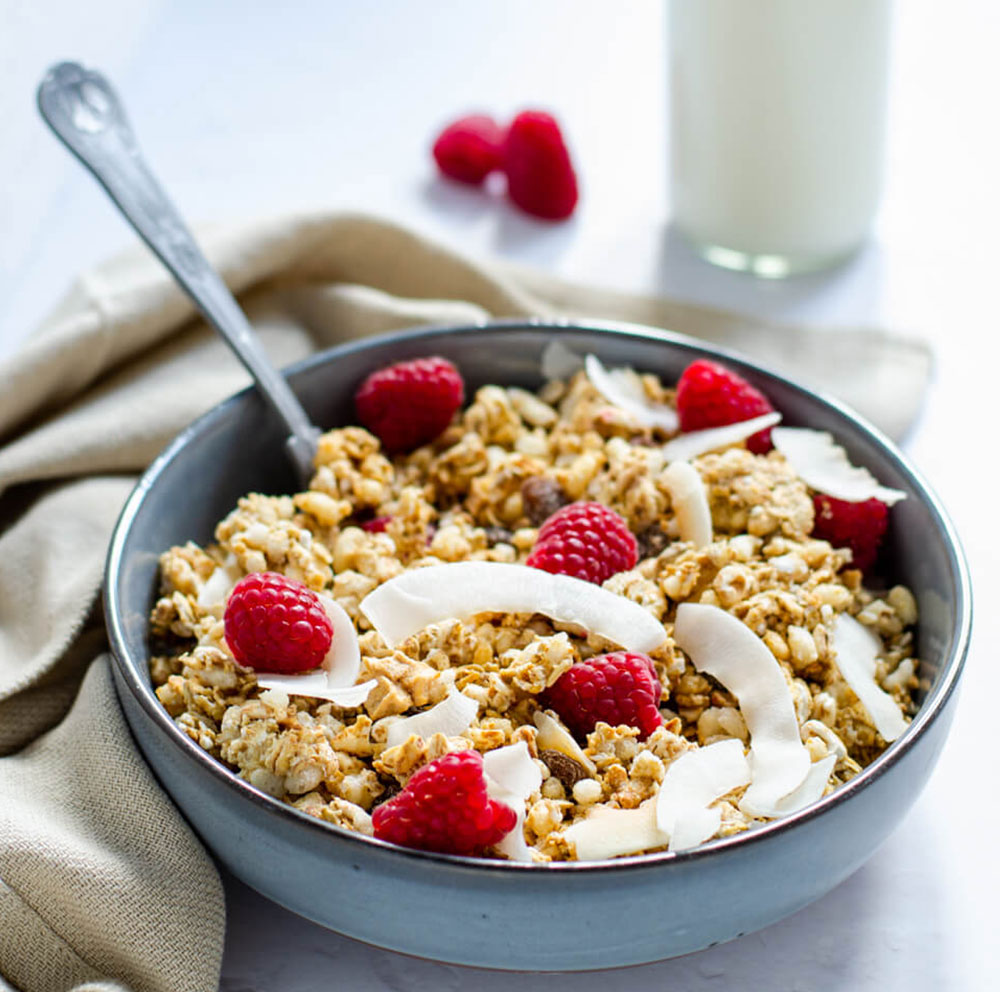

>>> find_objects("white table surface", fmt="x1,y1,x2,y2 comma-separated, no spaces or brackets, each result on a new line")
2,2,997,990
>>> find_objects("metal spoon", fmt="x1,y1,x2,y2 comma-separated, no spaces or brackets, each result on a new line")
36,61,320,487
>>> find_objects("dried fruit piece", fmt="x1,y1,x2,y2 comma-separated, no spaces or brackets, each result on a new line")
372,750,516,856
675,359,776,454
520,475,569,525
354,356,465,454
224,572,333,674
432,114,505,184
526,502,638,585
541,651,664,741
503,110,579,220
540,749,589,790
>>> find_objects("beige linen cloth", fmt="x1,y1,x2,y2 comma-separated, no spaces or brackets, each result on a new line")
0,211,931,992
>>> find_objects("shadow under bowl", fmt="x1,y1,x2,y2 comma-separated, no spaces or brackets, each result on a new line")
104,319,971,971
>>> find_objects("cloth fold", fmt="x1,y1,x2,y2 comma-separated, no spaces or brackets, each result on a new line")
0,210,931,992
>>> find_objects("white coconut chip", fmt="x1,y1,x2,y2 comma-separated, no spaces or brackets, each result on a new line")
660,461,713,548
661,412,782,463
772,427,908,505
359,562,667,654
196,553,242,610
483,742,543,862
584,354,680,433
673,603,811,818
753,755,837,818
385,687,480,748
540,340,586,381
256,595,377,706
831,614,908,743
656,739,750,851
563,799,668,861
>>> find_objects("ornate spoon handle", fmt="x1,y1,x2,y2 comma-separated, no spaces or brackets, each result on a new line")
37,61,320,486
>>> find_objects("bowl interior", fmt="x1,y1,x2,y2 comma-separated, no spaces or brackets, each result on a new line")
108,320,970,849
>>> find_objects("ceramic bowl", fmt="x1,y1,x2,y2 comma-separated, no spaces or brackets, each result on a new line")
104,320,971,970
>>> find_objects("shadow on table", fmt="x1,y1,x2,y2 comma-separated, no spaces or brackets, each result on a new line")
219,812,950,992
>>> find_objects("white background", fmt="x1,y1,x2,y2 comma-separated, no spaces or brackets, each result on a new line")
1,2,997,989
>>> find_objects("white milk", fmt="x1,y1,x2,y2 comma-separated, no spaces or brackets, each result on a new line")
669,0,891,276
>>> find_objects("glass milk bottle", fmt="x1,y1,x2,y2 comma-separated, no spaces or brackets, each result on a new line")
669,0,892,277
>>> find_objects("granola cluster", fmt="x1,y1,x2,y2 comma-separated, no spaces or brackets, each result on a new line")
149,367,921,860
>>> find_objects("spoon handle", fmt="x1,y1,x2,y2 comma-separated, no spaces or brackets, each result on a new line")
37,61,319,486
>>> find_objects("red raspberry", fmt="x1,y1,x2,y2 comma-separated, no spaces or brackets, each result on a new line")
224,572,333,674
432,114,505,185
526,502,637,585
361,516,391,533
354,356,465,454
372,750,517,856
811,494,889,572
541,652,664,741
503,110,579,220
675,359,775,454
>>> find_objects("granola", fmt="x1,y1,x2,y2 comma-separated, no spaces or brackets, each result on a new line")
149,359,921,862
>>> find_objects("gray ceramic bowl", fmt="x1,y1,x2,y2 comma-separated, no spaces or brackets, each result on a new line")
104,319,971,971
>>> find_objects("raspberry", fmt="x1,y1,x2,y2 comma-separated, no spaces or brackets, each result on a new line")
503,110,579,220
526,502,637,585
372,750,516,856
432,114,505,185
675,359,775,454
811,494,889,572
354,356,465,454
541,652,664,741
224,572,333,674
361,516,391,533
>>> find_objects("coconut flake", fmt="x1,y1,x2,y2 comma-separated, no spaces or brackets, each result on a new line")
563,799,668,861
831,614,908,742
256,595,374,705
483,742,543,862
661,461,713,548
662,412,782,463
673,603,811,817
752,755,837,818
359,562,667,654
483,741,543,799
533,710,597,776
584,354,680,432
385,687,480,748
540,340,585,381
196,553,242,610
656,739,750,851
772,428,907,505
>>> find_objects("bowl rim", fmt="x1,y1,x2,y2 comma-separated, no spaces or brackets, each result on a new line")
104,317,973,875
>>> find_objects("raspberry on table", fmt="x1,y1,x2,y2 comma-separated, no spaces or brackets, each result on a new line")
811,494,889,572
372,750,517,856
354,356,465,454
432,114,505,185
526,501,638,585
223,572,333,674
541,652,664,741
675,359,775,454
503,110,579,220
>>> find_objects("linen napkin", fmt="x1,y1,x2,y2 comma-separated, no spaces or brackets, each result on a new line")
0,211,932,992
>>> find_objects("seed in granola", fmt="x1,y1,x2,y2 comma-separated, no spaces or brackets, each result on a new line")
636,524,671,561
539,749,589,790
521,475,569,525
484,525,515,547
